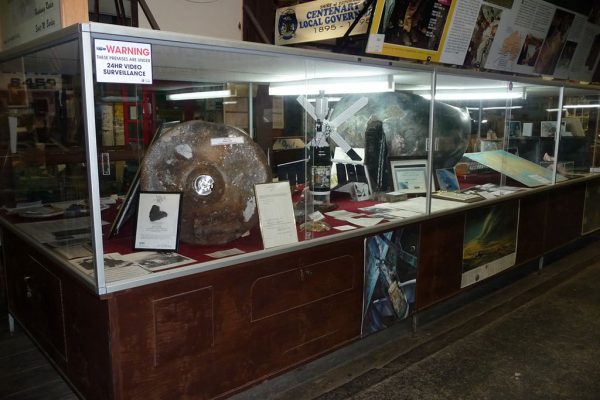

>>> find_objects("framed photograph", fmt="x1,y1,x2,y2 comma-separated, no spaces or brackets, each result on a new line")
390,159,430,193
435,168,460,191
506,121,522,137
134,192,183,251
540,121,557,137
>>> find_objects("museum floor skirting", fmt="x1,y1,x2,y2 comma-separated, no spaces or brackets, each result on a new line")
1,234,600,400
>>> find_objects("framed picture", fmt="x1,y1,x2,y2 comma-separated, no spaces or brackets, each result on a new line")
506,121,522,137
435,168,460,191
540,121,557,137
390,159,430,193
134,192,183,251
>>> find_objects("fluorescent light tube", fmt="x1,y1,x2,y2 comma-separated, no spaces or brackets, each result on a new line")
546,104,600,111
467,106,523,111
167,89,232,101
420,91,524,101
268,75,394,96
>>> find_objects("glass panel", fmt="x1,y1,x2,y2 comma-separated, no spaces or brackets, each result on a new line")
557,87,600,178
434,73,561,205
0,40,94,284
93,35,436,284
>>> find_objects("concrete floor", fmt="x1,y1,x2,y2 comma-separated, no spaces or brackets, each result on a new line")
235,236,600,400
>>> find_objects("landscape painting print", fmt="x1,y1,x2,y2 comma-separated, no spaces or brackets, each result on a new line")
363,225,420,336
461,202,518,288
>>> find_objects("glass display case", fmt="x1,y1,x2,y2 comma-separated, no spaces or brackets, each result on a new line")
1,23,599,295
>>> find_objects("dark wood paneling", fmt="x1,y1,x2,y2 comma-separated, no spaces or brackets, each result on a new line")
109,237,364,400
3,230,113,400
545,184,586,251
251,255,355,321
416,213,465,310
152,286,214,366
62,277,113,400
4,238,67,367
517,192,548,264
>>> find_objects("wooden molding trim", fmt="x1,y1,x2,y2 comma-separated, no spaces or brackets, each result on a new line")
60,0,89,27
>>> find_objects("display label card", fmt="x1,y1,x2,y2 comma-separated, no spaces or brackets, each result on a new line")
210,137,245,146
95,39,153,84
255,182,299,249
134,192,182,251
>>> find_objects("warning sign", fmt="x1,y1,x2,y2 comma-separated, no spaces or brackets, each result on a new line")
94,39,153,84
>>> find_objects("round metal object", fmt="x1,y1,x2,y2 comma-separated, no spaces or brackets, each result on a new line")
330,91,471,169
193,175,215,196
140,120,272,245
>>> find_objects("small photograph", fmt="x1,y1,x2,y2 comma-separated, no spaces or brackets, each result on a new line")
506,121,522,137
377,0,453,51
71,254,131,272
122,251,195,272
517,34,543,66
464,4,503,68
534,9,575,75
435,168,460,191
540,121,557,137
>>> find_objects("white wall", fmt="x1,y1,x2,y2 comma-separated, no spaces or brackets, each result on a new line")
138,0,242,41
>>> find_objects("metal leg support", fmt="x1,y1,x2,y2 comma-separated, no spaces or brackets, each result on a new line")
538,256,545,273
412,314,418,333
8,312,15,334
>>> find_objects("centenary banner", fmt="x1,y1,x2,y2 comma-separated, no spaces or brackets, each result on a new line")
275,0,372,45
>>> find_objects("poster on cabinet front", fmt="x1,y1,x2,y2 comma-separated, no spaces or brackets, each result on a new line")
362,225,420,336
461,202,518,288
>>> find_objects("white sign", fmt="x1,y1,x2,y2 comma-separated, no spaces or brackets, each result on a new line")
210,137,245,146
275,0,371,45
0,0,61,49
254,182,299,249
94,39,153,84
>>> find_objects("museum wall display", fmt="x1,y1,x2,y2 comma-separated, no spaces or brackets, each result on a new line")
1,23,599,399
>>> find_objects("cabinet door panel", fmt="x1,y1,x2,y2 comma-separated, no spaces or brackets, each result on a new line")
517,193,548,264
110,238,364,400
417,213,464,310
4,240,66,364
251,255,355,321
545,184,585,251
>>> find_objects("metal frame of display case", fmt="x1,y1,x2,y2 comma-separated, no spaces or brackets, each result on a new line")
0,23,599,296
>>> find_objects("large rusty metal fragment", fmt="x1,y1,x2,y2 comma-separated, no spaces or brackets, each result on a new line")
140,120,271,245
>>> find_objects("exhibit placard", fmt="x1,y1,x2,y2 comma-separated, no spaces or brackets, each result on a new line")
94,39,153,84
134,192,182,251
275,0,371,45
255,182,299,248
